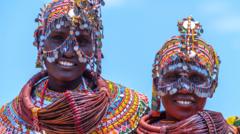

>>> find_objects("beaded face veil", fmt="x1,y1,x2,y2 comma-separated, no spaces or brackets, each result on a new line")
34,0,105,74
152,17,220,99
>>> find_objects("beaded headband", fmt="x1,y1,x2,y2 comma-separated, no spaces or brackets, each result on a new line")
151,17,221,113
33,0,105,74
153,17,220,80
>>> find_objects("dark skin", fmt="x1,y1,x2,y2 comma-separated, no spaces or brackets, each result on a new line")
162,93,206,121
44,25,93,92
159,70,208,121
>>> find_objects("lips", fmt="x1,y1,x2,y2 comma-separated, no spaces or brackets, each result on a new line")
173,94,196,106
59,61,74,66
176,100,193,105
57,59,77,69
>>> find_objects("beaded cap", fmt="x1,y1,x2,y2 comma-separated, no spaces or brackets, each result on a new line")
33,0,105,74
151,16,221,113
153,17,220,79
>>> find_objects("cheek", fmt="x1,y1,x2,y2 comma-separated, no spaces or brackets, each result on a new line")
44,40,62,51
43,45,56,52
162,96,207,121
83,47,94,57
196,98,207,110
162,96,175,112
44,59,55,71
44,59,87,81
162,96,177,115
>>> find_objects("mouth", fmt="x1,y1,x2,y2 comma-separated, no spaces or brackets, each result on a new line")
57,60,77,68
175,100,193,105
173,94,196,106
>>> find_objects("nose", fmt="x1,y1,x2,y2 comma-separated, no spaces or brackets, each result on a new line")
179,72,188,77
61,41,76,58
178,88,191,94
177,79,192,94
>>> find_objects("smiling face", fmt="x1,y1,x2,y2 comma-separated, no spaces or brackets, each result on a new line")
162,92,206,121
158,65,208,121
43,24,93,82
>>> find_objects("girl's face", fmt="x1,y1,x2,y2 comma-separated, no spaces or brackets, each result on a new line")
159,67,208,121
44,25,93,82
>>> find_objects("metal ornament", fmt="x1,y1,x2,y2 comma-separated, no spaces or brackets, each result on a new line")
152,17,220,100
33,0,105,75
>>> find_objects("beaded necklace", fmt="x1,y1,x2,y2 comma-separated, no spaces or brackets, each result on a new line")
137,110,238,134
0,71,149,134
16,71,110,133
34,77,89,107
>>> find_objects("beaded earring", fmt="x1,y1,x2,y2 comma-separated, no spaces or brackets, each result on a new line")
151,79,161,117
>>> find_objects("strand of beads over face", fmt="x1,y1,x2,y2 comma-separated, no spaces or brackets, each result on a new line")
152,16,220,99
34,0,105,75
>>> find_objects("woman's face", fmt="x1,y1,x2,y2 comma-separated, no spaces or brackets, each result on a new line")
43,25,93,82
162,92,206,121
160,69,208,121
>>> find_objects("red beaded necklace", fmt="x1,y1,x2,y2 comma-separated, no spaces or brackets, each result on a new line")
137,111,238,134
16,71,111,133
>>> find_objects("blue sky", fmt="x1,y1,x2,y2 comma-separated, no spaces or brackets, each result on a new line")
0,0,239,118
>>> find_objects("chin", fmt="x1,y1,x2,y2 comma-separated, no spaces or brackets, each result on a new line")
172,108,200,121
46,63,86,82
57,75,79,82
165,103,200,121
49,70,83,82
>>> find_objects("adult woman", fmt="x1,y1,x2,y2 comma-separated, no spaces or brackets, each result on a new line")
137,17,240,134
0,0,148,133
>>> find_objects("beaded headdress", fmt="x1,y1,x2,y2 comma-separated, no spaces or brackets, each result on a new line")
151,16,220,113
33,0,105,74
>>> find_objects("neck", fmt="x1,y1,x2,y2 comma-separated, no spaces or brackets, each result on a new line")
48,75,84,92
164,112,180,122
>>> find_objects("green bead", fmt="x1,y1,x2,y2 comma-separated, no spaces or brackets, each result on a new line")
234,119,240,126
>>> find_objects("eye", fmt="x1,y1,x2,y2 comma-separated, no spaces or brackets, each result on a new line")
77,38,89,44
189,73,207,85
77,36,92,46
47,31,68,43
50,35,66,42
162,72,181,83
